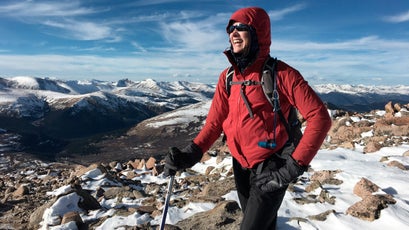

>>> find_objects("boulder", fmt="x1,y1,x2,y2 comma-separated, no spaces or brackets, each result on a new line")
146,157,156,170
61,211,83,227
363,141,382,153
176,200,242,230
384,101,394,114
29,200,54,229
346,194,396,221
310,170,343,185
353,178,379,198
127,159,141,169
13,184,29,198
387,160,407,170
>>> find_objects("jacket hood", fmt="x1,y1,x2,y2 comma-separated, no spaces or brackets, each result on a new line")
226,7,271,58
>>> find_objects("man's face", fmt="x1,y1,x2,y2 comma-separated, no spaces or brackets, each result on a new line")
228,22,251,55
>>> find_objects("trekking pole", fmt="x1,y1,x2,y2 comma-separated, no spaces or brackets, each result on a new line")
160,175,175,230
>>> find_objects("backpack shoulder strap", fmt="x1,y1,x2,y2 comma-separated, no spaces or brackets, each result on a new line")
261,57,278,110
262,57,297,143
225,66,234,96
264,57,277,73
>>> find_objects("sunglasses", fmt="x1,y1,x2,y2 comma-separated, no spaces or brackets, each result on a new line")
227,24,250,33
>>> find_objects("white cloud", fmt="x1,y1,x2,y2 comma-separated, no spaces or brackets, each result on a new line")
159,21,226,52
272,36,409,85
0,53,228,83
1,35,408,86
126,0,200,8
0,1,98,17
0,2,408,86
384,10,409,23
131,41,147,53
273,36,409,52
0,1,116,41
42,19,114,41
268,3,307,21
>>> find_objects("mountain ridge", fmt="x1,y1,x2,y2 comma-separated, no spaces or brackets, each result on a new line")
0,76,408,161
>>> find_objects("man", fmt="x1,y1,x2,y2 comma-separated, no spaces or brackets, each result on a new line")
165,7,332,230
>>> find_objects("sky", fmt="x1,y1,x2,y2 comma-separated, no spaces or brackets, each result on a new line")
0,0,409,86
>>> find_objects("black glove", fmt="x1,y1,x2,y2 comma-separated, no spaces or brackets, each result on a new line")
164,142,202,176
255,156,307,192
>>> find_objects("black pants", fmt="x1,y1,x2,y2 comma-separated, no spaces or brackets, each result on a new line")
233,155,288,230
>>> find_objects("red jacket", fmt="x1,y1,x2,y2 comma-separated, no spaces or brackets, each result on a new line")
194,7,331,168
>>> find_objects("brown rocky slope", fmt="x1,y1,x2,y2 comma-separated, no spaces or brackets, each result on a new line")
0,101,408,229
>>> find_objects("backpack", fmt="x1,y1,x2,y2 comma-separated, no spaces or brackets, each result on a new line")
225,57,303,148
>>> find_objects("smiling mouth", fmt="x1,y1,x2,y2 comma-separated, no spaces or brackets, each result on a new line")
233,39,243,44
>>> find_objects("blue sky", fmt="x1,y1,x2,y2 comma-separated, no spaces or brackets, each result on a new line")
0,0,408,85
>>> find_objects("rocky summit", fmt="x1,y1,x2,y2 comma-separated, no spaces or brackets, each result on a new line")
0,101,408,229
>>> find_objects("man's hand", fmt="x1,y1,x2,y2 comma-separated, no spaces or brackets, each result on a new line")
164,142,202,176
255,156,307,192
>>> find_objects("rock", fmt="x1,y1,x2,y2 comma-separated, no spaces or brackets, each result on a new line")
307,209,336,221
353,178,380,198
61,211,83,226
293,194,321,205
138,159,146,169
384,101,394,114
205,166,215,175
339,141,355,150
109,161,118,169
152,165,161,176
133,189,146,199
136,205,157,214
305,180,321,193
114,162,123,171
104,186,135,199
200,153,212,162
1,193,11,203
374,117,409,137
387,160,407,170
363,141,382,153
393,103,402,112
126,170,138,179
95,187,105,198
319,189,336,205
156,224,181,230
379,156,389,162
216,154,225,164
146,157,156,170
29,200,54,229
310,170,343,185
329,126,360,145
13,184,29,198
403,150,409,157
346,194,396,221
198,177,235,198
71,163,100,178
176,200,242,230
128,159,141,169
73,186,101,211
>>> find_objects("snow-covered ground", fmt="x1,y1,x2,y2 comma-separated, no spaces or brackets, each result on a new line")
40,143,409,230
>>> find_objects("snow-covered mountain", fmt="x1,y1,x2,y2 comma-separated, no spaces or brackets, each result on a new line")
0,77,215,159
0,76,214,118
0,76,408,160
2,76,408,119
313,84,409,112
